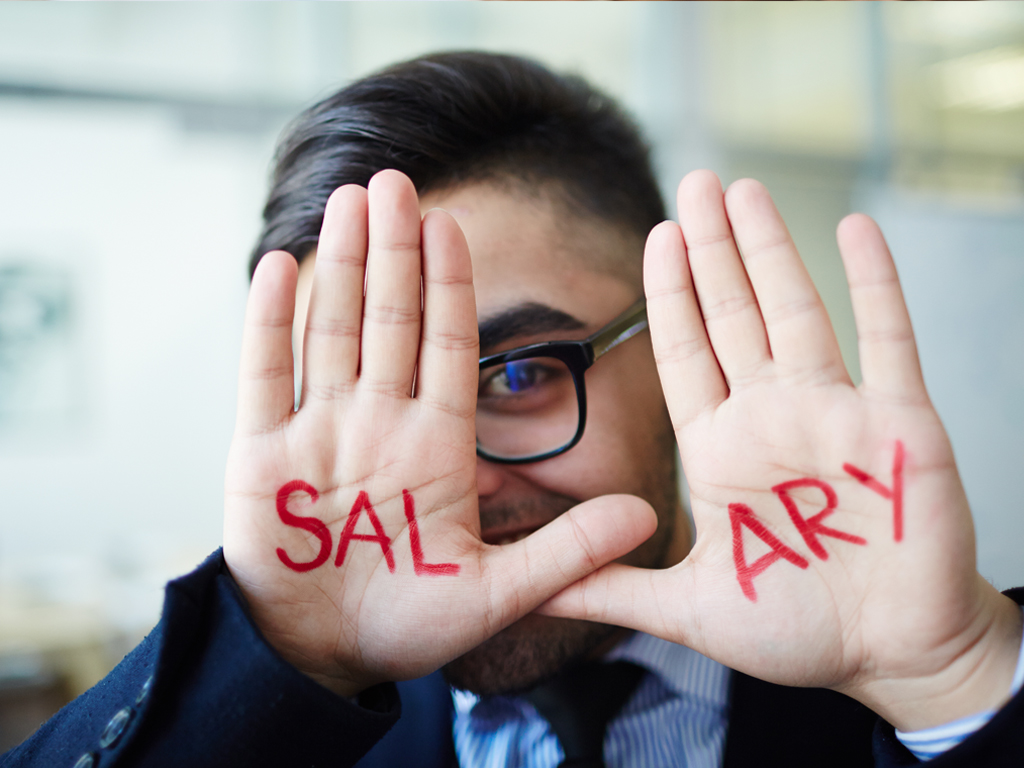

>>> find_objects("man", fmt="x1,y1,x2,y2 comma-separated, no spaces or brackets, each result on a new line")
4,52,1023,768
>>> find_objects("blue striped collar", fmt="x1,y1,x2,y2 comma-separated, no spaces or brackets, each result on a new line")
602,631,730,708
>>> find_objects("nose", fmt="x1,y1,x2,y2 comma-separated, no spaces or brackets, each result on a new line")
475,454,506,498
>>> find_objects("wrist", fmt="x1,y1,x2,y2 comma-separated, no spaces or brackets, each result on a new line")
268,634,373,699
259,628,373,699
846,589,1024,732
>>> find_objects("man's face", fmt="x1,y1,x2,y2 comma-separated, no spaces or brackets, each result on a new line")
423,180,686,694
296,179,688,695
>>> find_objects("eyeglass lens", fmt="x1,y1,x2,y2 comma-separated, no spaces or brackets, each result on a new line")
476,356,580,461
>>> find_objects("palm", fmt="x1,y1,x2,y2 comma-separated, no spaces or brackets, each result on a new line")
679,374,969,691
224,171,654,696
542,171,1017,725
227,385,476,680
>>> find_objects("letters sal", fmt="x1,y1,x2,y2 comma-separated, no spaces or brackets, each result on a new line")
275,482,460,576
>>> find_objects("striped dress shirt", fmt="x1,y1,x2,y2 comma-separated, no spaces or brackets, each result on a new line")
451,632,731,768
452,608,1024,766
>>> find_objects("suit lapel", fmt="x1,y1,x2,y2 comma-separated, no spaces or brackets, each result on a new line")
354,671,456,768
722,671,877,768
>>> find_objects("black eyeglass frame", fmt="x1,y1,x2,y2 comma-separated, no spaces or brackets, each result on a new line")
476,298,649,464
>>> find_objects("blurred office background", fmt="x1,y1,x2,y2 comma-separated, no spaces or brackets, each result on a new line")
1,1,1023,748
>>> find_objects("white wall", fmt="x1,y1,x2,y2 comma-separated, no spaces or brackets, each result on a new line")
0,99,272,632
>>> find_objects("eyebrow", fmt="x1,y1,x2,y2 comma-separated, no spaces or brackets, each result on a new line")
478,302,586,352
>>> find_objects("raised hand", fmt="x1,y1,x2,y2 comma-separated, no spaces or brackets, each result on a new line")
541,170,1023,730
223,170,656,697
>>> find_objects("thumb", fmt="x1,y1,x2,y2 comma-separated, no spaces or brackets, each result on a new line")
481,494,657,626
536,560,698,647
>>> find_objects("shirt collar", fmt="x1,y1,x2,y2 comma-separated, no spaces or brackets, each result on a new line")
602,631,728,706
452,631,729,721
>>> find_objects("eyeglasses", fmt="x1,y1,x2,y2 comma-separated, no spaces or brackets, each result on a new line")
476,299,648,464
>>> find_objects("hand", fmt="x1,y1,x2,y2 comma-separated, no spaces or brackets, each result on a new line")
223,170,656,697
540,170,1023,730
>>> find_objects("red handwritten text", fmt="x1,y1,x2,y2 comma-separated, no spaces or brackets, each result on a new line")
276,480,332,572
771,479,867,561
275,482,458,577
336,491,395,572
730,503,810,602
403,490,460,576
843,441,905,543
731,442,908,602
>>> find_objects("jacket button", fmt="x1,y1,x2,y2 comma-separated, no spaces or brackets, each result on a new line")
136,675,154,704
99,706,133,748
72,753,96,768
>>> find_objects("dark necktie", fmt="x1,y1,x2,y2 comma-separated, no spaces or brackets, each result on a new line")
523,661,646,768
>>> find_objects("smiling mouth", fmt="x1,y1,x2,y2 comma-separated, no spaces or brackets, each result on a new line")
483,527,540,546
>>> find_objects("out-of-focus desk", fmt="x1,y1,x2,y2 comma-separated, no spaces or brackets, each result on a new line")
0,586,144,751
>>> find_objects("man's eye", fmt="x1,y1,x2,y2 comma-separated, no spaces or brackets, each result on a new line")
480,360,553,397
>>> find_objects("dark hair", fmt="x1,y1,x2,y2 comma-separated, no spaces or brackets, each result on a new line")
250,51,665,277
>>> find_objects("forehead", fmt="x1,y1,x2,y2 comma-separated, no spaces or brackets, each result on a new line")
419,180,641,333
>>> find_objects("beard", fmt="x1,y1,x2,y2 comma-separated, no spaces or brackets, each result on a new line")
443,614,619,696
443,426,680,696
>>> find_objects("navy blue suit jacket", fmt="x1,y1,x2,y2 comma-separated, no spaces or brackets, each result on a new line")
3,551,1023,768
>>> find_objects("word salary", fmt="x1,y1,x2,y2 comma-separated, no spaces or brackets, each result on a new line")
274,480,460,576
731,441,905,602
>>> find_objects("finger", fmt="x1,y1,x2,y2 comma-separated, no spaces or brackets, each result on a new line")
677,170,772,384
360,170,423,395
837,214,926,399
644,220,729,430
481,495,659,625
536,563,690,644
416,209,478,415
237,251,298,435
302,185,369,400
725,179,849,384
